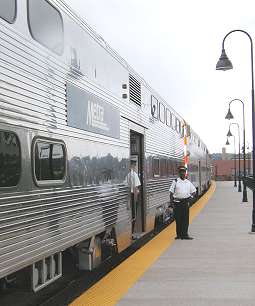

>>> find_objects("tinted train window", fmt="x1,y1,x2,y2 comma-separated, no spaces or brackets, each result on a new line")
28,0,64,55
34,141,65,181
159,103,165,123
166,109,172,127
175,118,181,134
171,114,175,130
0,0,16,23
151,95,158,119
0,131,21,187
153,158,160,177
160,159,167,177
167,160,174,175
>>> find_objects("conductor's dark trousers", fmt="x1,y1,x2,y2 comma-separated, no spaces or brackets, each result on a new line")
131,193,137,232
173,198,189,238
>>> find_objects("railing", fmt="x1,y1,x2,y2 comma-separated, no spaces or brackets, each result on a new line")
243,176,255,190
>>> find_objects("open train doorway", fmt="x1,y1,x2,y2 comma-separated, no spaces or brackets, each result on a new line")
130,130,145,238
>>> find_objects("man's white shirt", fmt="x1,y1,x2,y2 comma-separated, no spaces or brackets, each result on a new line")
127,169,141,193
169,178,196,199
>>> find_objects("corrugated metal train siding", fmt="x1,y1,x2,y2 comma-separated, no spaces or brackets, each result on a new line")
146,178,174,209
0,21,131,278
0,185,129,277
0,23,131,145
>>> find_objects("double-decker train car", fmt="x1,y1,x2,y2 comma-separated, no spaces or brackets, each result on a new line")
0,0,211,291
186,127,211,194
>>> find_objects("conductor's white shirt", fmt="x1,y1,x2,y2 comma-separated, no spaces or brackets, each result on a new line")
169,178,196,199
127,169,141,193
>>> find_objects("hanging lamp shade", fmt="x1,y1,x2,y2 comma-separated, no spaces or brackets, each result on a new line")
216,49,233,71
227,129,233,137
225,107,234,120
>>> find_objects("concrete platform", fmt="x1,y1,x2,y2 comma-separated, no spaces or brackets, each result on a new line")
117,181,255,306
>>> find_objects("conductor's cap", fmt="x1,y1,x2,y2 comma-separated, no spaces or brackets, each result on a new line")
178,166,187,172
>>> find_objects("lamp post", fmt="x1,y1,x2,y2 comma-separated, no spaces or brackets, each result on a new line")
216,29,255,232
225,99,248,202
227,123,241,192
247,143,251,175
226,134,237,187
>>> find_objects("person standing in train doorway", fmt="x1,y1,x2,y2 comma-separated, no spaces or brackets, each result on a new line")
169,166,196,240
127,159,141,235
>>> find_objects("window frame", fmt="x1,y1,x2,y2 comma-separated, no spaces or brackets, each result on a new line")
171,113,175,130
32,137,67,187
0,129,21,188
160,158,167,177
175,118,181,134
151,95,158,119
166,109,172,127
152,158,160,177
0,0,17,24
159,102,165,124
27,0,64,55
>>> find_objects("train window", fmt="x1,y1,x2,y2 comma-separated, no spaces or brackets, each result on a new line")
28,0,64,55
151,95,158,119
171,113,175,130
159,103,165,123
34,140,66,182
160,159,167,177
0,0,16,23
186,125,191,137
0,131,21,187
153,158,160,177
167,160,174,175
175,118,181,134
181,125,184,137
166,109,172,127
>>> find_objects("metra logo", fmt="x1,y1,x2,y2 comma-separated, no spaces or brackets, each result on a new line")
87,100,109,131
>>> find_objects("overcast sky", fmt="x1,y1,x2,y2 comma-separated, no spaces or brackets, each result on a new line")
66,0,255,154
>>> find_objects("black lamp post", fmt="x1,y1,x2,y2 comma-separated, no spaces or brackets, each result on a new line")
247,142,251,175
225,99,248,202
226,135,237,187
227,123,242,192
216,29,255,232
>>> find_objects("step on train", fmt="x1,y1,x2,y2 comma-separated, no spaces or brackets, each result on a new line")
0,0,211,291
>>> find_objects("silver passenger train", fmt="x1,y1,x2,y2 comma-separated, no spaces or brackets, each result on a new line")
0,0,211,291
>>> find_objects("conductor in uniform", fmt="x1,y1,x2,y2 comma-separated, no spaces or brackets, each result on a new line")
127,159,141,233
169,166,196,240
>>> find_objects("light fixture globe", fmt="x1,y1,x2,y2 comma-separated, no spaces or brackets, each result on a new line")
227,129,233,137
225,108,234,120
216,49,233,71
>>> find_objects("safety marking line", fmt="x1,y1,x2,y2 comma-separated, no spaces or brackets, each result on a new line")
70,181,216,306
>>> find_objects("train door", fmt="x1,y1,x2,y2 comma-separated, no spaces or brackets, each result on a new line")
130,130,145,237
198,160,202,194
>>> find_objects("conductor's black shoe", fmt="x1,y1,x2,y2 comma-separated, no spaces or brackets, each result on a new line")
175,236,181,240
182,236,194,240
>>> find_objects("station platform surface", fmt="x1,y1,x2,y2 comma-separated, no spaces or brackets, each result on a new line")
70,181,255,306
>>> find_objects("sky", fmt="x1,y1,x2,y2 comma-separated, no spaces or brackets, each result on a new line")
66,0,255,154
